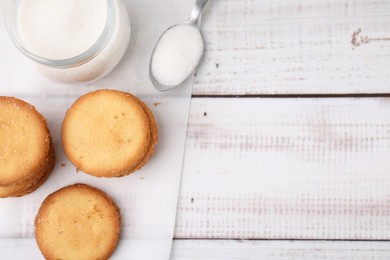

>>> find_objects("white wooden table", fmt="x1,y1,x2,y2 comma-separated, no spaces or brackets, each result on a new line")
170,0,390,258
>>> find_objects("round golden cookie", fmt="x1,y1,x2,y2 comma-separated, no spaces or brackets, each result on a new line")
35,184,120,260
62,89,158,177
0,97,53,186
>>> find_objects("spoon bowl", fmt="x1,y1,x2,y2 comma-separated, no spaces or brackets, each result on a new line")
149,0,209,91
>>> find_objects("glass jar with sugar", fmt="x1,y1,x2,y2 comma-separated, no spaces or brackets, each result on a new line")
4,0,130,84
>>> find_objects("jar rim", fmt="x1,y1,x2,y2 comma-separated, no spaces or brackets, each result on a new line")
4,0,116,69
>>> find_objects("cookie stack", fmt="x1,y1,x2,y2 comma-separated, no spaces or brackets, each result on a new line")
0,97,55,198
62,89,158,177
0,90,159,258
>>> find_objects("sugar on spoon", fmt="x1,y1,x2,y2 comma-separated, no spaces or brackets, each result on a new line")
149,0,209,91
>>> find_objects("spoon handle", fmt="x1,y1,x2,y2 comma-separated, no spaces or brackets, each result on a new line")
188,0,209,25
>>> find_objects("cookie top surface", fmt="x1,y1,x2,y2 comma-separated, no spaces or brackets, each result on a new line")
62,90,151,177
35,183,120,260
0,97,50,185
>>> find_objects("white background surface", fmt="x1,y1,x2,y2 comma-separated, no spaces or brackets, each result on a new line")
1,0,390,259
171,0,390,258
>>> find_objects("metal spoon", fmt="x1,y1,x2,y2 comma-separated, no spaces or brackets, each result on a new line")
149,0,209,91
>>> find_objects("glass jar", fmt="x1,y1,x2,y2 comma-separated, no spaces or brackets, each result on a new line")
4,0,131,84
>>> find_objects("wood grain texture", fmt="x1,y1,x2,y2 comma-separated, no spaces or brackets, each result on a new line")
175,98,390,239
1,238,389,259
195,0,390,95
171,240,390,259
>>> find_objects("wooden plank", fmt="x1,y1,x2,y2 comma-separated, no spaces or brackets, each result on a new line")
175,98,390,239
171,239,390,259
2,0,389,96
195,0,390,95
2,238,389,259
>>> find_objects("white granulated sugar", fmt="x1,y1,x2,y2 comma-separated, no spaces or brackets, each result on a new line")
13,0,130,84
17,0,107,60
151,24,204,86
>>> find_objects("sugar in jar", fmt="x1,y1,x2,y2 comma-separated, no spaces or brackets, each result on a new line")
5,0,130,84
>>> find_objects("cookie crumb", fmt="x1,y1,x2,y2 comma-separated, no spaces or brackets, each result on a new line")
140,177,145,180
203,112,207,116
153,102,161,107
60,163,66,167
